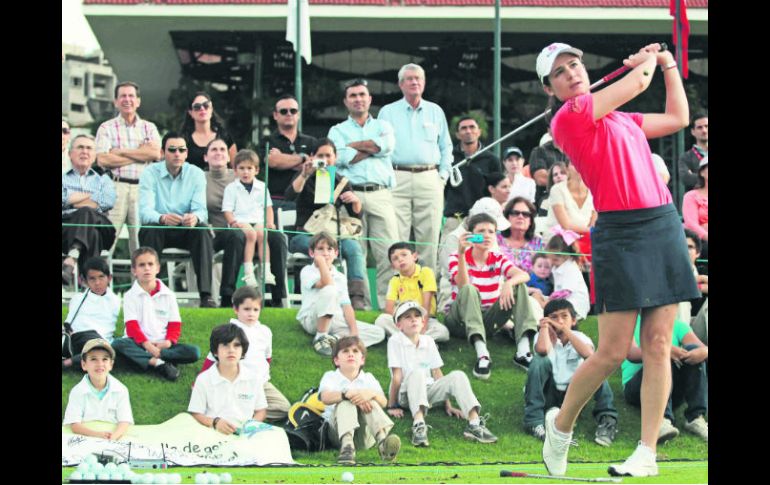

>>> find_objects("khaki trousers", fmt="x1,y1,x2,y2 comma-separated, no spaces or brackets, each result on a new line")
354,188,399,309
264,381,291,421
391,170,444,274
107,181,140,255
373,314,450,343
299,286,386,348
326,400,393,450
398,370,480,418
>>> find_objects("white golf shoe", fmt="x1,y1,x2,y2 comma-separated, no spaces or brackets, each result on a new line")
608,441,658,477
542,407,572,476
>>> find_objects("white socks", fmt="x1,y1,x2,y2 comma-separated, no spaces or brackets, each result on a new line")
153,358,165,367
473,340,490,359
243,262,255,275
516,335,531,357
469,417,480,426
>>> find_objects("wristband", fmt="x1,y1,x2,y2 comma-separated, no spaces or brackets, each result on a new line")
212,417,220,429
661,61,678,72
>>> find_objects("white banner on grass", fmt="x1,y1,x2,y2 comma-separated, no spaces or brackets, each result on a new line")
62,413,295,467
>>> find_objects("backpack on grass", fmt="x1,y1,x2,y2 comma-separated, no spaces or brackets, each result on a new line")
282,387,330,452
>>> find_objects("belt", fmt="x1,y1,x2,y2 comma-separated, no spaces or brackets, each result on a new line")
351,183,387,192
113,176,140,185
393,165,438,173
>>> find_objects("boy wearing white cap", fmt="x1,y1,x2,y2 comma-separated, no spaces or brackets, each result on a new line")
63,339,134,441
386,301,497,447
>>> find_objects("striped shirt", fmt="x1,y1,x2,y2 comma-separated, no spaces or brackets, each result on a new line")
95,114,161,180
62,168,117,216
447,249,513,310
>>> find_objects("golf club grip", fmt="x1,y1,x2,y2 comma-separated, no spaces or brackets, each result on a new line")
596,42,670,86
499,471,527,477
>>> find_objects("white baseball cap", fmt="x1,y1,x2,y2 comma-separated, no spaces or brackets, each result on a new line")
536,43,584,85
394,300,427,322
468,197,510,231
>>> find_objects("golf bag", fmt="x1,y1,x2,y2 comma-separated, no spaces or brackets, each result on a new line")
282,387,330,452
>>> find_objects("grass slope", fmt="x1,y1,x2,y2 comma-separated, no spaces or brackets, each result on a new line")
62,307,708,483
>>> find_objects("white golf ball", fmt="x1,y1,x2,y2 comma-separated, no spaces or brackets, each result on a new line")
195,473,208,484
130,472,143,484
83,472,96,481
118,463,132,474
77,462,90,474
91,463,105,474
98,472,112,481
168,473,182,484
105,462,118,472
154,474,168,484
85,455,98,465
342,471,354,483
111,472,125,481
219,472,232,484
143,473,156,484
69,471,82,481
208,474,220,484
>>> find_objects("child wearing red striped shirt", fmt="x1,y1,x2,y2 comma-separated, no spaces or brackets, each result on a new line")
445,213,540,380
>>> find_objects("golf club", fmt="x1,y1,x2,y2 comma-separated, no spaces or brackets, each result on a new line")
448,42,669,187
500,470,622,483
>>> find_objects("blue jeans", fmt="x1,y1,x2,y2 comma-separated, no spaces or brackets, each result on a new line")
288,234,366,281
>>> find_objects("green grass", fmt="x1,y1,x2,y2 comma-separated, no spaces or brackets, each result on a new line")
62,307,708,483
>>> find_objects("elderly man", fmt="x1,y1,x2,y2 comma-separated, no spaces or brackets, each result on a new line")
328,79,397,308
62,135,117,285
138,132,216,308
378,64,453,273
95,81,162,255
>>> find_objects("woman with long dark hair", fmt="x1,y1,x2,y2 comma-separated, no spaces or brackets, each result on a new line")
180,92,237,170
535,42,699,478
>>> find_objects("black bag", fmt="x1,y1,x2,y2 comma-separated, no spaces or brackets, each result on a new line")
282,387,330,452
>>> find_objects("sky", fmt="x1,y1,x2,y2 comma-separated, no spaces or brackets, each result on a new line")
62,0,101,52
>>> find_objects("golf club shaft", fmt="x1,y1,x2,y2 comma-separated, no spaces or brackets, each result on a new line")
500,471,621,483
450,42,669,173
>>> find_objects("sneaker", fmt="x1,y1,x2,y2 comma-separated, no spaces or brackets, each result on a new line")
378,434,401,461
542,407,572,476
608,441,658,477
464,415,498,443
594,415,618,447
513,353,532,370
312,334,338,356
657,418,679,444
61,262,75,286
411,422,430,447
263,264,277,286
242,272,258,288
199,296,218,308
683,415,708,442
155,362,180,381
527,424,546,441
337,444,356,465
473,356,492,380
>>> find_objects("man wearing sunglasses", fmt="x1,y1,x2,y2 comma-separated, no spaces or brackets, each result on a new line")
378,64,453,276
95,81,162,256
138,132,216,308
328,79,398,309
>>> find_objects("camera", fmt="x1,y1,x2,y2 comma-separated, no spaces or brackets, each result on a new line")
313,159,327,169
468,234,484,243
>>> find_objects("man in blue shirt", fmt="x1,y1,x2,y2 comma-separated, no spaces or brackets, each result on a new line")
138,132,216,307
328,80,398,308
378,64,453,274
62,134,117,286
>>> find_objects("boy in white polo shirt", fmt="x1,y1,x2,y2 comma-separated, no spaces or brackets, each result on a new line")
189,324,268,434
112,247,201,381
297,232,385,356
196,286,290,421
386,301,498,447
524,299,618,446
62,257,121,370
319,336,401,465
63,338,133,441
222,149,276,286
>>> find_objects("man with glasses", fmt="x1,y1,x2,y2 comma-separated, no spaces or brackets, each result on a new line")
62,135,117,285
138,132,216,308
95,81,162,255
328,79,397,309
62,119,72,174
378,64,453,275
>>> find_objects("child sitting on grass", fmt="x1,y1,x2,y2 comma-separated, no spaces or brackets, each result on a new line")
386,301,498,447
318,336,401,465
189,324,268,434
63,339,133,441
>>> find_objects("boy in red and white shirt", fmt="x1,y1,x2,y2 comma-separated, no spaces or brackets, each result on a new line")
112,247,201,381
446,213,539,380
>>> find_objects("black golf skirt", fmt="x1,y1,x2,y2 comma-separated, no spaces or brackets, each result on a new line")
592,203,700,312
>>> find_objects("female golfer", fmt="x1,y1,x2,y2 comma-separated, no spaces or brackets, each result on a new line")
535,42,700,477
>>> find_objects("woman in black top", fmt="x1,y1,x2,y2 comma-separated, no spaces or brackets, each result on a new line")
180,92,237,170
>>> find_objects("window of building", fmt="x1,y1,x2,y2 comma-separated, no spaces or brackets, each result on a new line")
71,77,83,87
71,104,85,113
